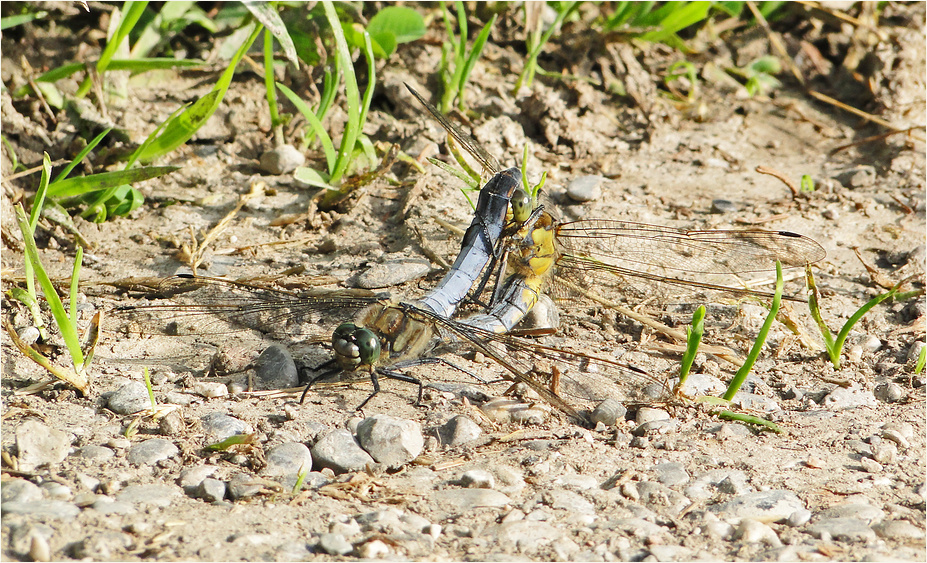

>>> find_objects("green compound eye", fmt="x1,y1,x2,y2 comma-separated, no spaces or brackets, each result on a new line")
511,188,533,223
352,328,381,366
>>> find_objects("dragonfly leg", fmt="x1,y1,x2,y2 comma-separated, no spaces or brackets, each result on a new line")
298,363,342,404
356,368,423,409
392,356,487,384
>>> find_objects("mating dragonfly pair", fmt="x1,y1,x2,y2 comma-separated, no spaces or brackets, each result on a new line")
117,85,826,425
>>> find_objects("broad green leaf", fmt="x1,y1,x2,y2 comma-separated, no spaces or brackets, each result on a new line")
293,166,334,190
48,166,180,198
367,6,426,44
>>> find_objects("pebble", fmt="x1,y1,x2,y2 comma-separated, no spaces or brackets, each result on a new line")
686,470,752,500
106,381,151,414
820,503,885,523
881,427,912,450
626,481,689,517
0,500,80,520
17,325,40,345
116,484,181,507
259,144,305,175
76,445,115,461
355,258,431,289
71,532,132,560
591,398,627,426
494,520,564,551
91,496,135,515
673,371,725,396
733,519,782,546
15,420,71,472
822,385,877,409
787,508,812,527
227,473,267,500
710,199,739,213
711,423,753,440
872,519,926,540
808,517,877,542
871,441,898,464
2,479,43,504
632,418,677,437
200,412,252,442
907,340,925,363
437,415,482,447
729,391,779,412
125,438,179,465
860,456,883,473
566,175,606,202
158,409,185,435
28,531,51,562
652,462,690,487
263,442,313,489
317,533,353,556
195,478,226,503
311,428,375,473
40,482,71,501
553,474,598,491
253,344,299,390
478,397,544,425
191,381,228,398
459,470,495,489
177,465,218,493
545,489,595,514
433,489,511,512
356,539,389,558
708,490,804,524
356,414,424,467
873,381,906,403
635,407,670,424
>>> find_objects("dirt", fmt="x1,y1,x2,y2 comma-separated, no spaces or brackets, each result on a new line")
1,2,925,562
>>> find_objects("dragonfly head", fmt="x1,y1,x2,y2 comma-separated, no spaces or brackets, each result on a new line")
332,322,381,369
511,187,534,223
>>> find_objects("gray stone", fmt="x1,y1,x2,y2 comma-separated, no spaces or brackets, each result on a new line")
438,415,482,447
711,199,739,213
253,344,299,390
39,482,71,501
264,442,313,489
259,144,305,175
75,445,115,461
808,517,877,542
356,415,424,467
787,508,812,527
195,478,226,502
17,325,40,345
178,465,218,493
355,257,431,289
0,500,79,520
91,496,135,515
191,381,228,398
872,442,898,464
636,407,670,424
872,520,926,540
15,420,71,471
126,438,178,465
227,473,266,500
874,382,906,403
116,484,181,507
433,489,511,512
730,391,779,412
734,519,782,546
591,398,627,426
628,481,690,517
459,470,495,489
311,429,374,473
566,175,606,202
545,489,595,514
1,478,42,504
685,470,752,500
200,412,252,442
822,385,877,409
632,418,677,437
860,456,883,473
653,462,690,487
709,490,804,524
317,533,353,556
494,520,564,551
672,371,726,396
819,503,884,523
158,409,185,435
106,381,151,414
881,427,912,450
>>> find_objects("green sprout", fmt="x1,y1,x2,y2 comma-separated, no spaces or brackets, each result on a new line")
438,1,497,112
675,305,706,392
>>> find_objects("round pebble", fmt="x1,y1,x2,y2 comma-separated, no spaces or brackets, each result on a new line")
356,414,424,467
566,175,606,202
125,438,179,466
734,519,782,546
192,381,228,398
874,382,906,403
200,412,252,442
318,533,353,556
259,144,305,175
438,415,482,447
808,517,877,542
254,344,299,390
15,420,71,472
106,381,152,415
711,199,739,213
591,398,627,427
195,478,226,503
2,479,43,504
264,442,313,489
311,429,375,474
459,470,495,489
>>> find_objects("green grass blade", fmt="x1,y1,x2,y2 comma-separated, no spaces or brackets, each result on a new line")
51,128,112,185
722,261,783,401
716,410,781,433
136,22,262,163
829,281,908,370
356,31,376,148
263,30,281,130
457,13,497,110
76,0,148,97
1,11,48,30
916,345,926,375
29,153,52,231
677,305,706,389
47,166,180,198
277,82,336,173
143,366,157,412
323,0,360,184
14,205,84,371
805,265,837,364
245,1,299,68
69,245,83,341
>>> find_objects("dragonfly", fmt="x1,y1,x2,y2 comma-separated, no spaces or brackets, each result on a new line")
404,84,827,338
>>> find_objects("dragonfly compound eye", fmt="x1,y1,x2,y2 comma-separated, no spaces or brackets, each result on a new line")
512,188,533,223
353,327,381,366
